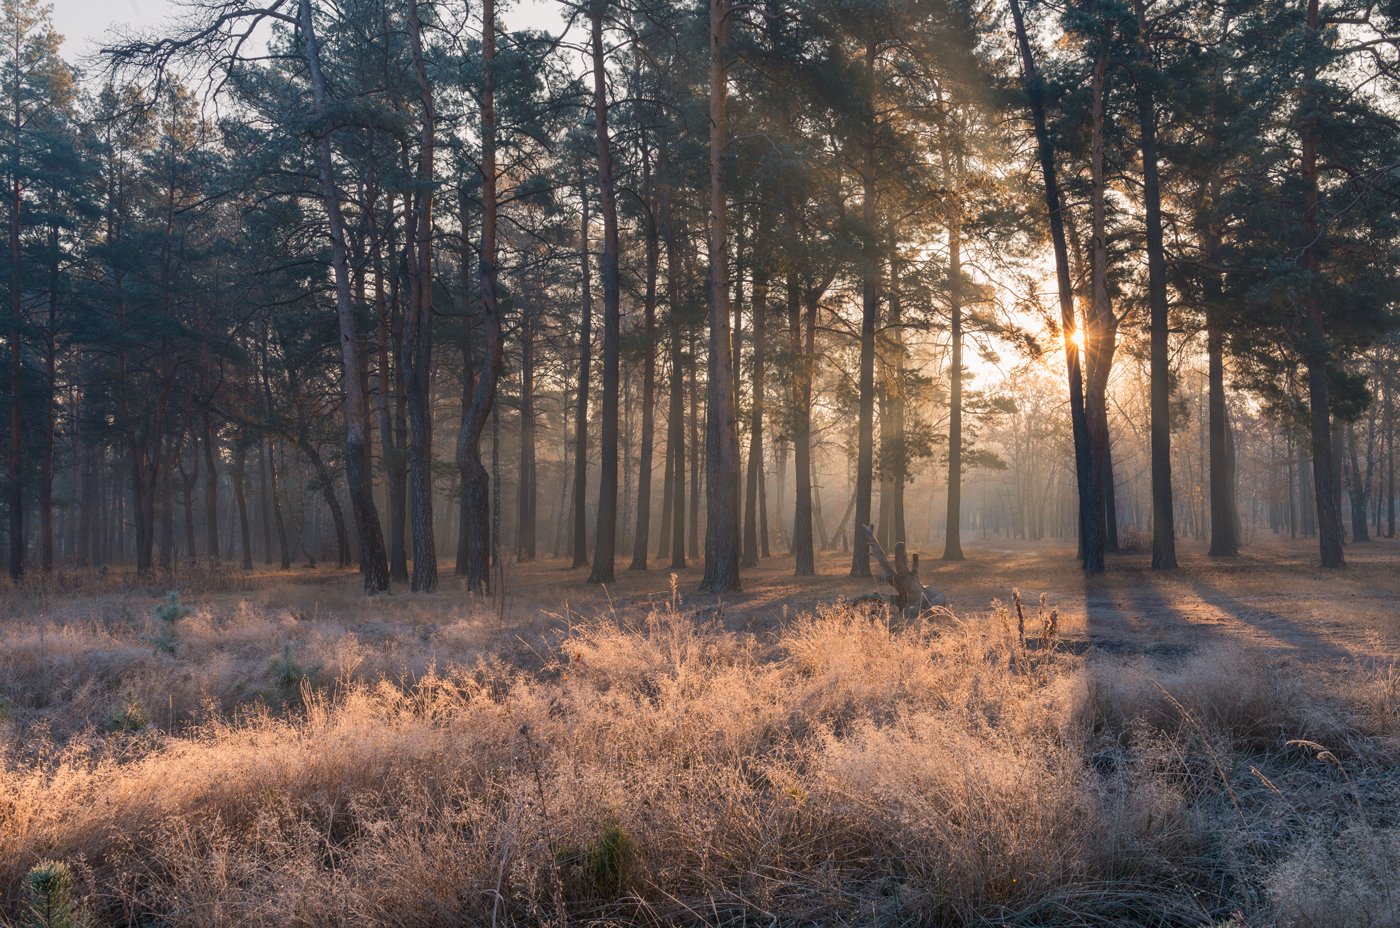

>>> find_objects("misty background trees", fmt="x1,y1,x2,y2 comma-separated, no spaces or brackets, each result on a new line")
0,0,1397,592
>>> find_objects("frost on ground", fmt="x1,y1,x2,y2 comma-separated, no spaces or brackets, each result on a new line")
1,548,1398,927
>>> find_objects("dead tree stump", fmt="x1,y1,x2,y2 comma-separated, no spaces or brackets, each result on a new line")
861,524,949,615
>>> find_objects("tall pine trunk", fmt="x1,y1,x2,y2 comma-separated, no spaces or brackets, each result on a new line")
1135,0,1177,569
233,442,253,570
944,216,964,561
630,155,659,570
662,166,686,569
743,261,768,567
572,171,593,570
1206,291,1239,556
299,0,388,592
1010,0,1103,572
700,0,741,593
1084,50,1119,553
850,37,878,579
589,5,621,584
459,0,505,593
789,274,814,576
403,0,438,591
517,301,537,561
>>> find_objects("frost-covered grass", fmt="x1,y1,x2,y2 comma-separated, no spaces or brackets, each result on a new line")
1,573,1397,926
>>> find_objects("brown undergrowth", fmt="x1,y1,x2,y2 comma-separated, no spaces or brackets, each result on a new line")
1,582,1397,926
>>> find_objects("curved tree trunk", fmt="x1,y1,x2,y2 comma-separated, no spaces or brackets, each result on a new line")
1010,0,1103,573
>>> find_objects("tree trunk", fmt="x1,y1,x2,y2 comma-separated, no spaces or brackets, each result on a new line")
1009,0,1103,572
9,140,21,581
743,261,768,567
375,192,409,583
689,332,700,560
299,0,388,592
944,217,965,561
1134,0,1177,569
301,442,352,567
700,0,741,593
459,0,505,593
266,439,290,569
662,158,686,570
402,0,438,591
789,274,814,576
1206,296,1239,556
202,414,221,562
630,153,659,570
517,300,537,561
1387,365,1395,538
1348,422,1371,542
850,37,878,580
589,5,621,584
40,212,57,572
572,171,594,570
158,439,174,569
233,442,254,570
1084,50,1119,553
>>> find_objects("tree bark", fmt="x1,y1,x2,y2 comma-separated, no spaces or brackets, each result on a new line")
1206,290,1239,556
1084,49,1119,553
233,441,254,570
202,414,221,562
1134,0,1177,569
662,165,686,569
743,260,768,567
630,146,660,570
850,37,879,580
8,100,21,581
459,0,505,593
589,5,621,584
517,300,537,561
700,0,741,593
402,0,437,591
789,273,814,576
299,0,388,591
944,216,965,561
1009,0,1104,572
572,168,594,570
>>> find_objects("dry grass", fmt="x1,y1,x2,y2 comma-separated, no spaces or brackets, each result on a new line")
1,574,1398,927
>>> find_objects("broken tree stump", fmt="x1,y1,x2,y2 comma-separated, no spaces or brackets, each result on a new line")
861,524,949,615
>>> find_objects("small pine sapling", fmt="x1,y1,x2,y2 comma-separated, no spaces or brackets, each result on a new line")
148,591,192,655
23,860,90,928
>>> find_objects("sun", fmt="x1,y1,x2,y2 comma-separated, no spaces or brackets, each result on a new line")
1068,328,1086,350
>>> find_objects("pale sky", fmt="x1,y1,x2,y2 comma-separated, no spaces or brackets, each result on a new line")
53,0,566,59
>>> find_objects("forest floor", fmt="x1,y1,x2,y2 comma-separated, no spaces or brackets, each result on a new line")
2,534,1398,926
438,532,1400,664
